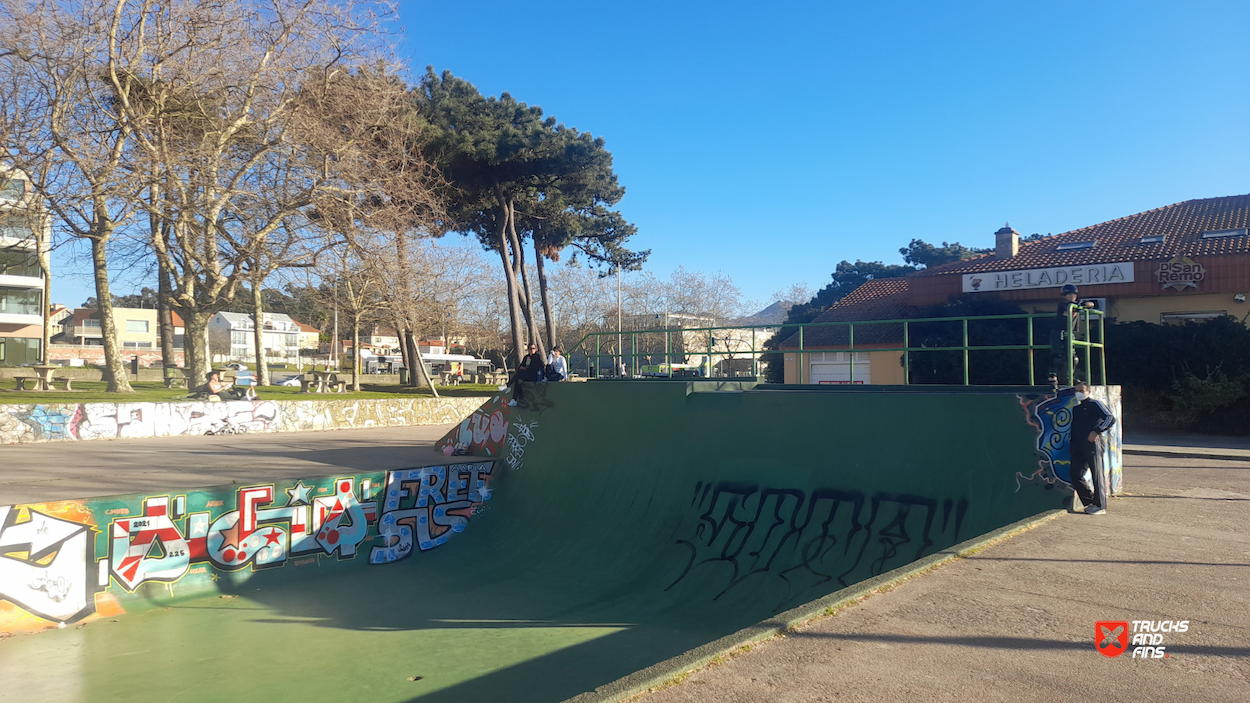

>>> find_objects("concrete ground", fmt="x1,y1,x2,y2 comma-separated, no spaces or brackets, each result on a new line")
641,452,1250,703
0,424,459,505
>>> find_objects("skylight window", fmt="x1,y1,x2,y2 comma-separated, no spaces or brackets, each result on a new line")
1140,235,1165,244
1056,240,1096,251
1200,228,1247,239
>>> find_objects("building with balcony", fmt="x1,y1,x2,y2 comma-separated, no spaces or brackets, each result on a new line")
208,311,301,362
60,307,160,350
0,168,47,366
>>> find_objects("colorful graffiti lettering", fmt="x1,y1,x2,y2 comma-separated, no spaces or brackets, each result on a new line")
371,462,495,564
1017,386,1123,496
0,396,488,445
0,506,96,623
1,462,497,632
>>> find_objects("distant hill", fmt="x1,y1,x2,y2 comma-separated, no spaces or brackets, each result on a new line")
734,300,796,326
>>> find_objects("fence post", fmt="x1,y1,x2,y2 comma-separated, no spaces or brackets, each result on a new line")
1026,315,1035,385
848,323,855,385
1099,313,1107,385
631,332,637,377
902,321,909,385
962,318,970,385
798,325,804,385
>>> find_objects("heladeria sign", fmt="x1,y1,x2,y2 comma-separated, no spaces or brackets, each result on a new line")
963,263,1134,293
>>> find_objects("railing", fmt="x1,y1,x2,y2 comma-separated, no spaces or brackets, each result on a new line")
567,309,1107,386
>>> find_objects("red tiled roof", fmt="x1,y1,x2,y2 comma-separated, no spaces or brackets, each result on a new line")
294,321,320,333
917,193,1250,277
781,278,910,348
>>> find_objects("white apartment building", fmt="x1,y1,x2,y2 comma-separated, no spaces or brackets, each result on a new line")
0,169,46,365
208,311,301,362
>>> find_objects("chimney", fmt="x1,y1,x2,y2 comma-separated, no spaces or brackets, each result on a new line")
995,223,1019,258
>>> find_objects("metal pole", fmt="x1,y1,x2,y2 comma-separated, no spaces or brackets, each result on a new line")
1065,312,1074,386
616,265,622,377
798,326,804,385
631,332,637,377
751,327,757,377
962,318,969,386
1026,315,1035,385
595,335,600,379
848,323,855,384
902,321,909,385
1099,314,1107,385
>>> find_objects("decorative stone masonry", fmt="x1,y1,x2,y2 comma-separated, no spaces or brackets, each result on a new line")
0,396,489,445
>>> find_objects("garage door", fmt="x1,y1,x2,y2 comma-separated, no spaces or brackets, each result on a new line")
808,352,870,384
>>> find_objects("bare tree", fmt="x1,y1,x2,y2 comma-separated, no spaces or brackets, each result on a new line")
0,1,146,391
100,0,402,382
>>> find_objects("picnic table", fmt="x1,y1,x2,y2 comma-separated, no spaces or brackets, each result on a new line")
439,371,464,386
163,366,192,389
14,365,72,391
301,369,346,393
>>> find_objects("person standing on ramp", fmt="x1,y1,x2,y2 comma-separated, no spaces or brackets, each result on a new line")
1070,381,1116,515
1048,284,1094,387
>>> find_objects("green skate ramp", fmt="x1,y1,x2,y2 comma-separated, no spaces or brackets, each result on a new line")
0,382,1068,703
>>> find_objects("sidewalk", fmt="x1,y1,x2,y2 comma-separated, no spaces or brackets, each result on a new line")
1124,431,1250,461
640,451,1250,703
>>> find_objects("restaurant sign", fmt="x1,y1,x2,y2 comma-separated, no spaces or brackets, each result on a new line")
1156,255,1205,291
963,263,1134,293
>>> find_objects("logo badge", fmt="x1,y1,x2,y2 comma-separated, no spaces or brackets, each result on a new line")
1156,255,1205,291
1096,621,1129,657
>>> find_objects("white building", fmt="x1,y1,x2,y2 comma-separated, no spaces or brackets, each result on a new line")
208,311,301,362
0,168,47,365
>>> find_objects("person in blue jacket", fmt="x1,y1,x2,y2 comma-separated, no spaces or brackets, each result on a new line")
1069,381,1116,515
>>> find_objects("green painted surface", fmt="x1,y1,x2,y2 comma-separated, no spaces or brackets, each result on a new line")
0,382,1067,702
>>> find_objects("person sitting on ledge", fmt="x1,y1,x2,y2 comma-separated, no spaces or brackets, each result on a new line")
196,370,252,401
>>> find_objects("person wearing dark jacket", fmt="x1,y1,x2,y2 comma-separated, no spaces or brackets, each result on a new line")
508,343,545,406
1069,381,1116,514
1048,284,1094,387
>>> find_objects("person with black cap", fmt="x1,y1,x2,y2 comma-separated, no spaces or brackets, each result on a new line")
1048,284,1094,387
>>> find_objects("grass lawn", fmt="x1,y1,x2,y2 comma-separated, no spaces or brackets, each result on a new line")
0,380,498,404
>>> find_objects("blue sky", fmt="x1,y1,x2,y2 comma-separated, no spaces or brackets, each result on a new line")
52,0,1250,309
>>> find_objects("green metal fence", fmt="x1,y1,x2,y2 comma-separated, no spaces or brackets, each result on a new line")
567,309,1106,386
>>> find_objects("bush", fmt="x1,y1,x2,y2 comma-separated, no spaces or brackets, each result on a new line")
1105,316,1250,434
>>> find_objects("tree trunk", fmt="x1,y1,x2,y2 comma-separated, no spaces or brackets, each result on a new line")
351,317,360,391
493,189,526,366
404,328,439,396
534,239,556,352
394,315,411,384
90,235,134,393
157,264,177,368
510,219,544,359
184,311,211,385
251,281,270,386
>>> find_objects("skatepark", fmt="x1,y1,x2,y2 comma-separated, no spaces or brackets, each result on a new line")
4,379,1214,702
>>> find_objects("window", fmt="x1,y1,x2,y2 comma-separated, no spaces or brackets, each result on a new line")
284,334,298,346
0,248,39,277
83,318,101,328
125,319,149,333
1200,228,1246,239
0,287,42,315
122,341,153,348
0,177,25,203
1140,235,1165,244
0,337,39,363
1161,311,1227,324
1056,240,1097,251
231,331,249,346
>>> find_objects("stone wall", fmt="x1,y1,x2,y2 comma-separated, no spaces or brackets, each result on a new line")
0,396,488,445
47,344,185,367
